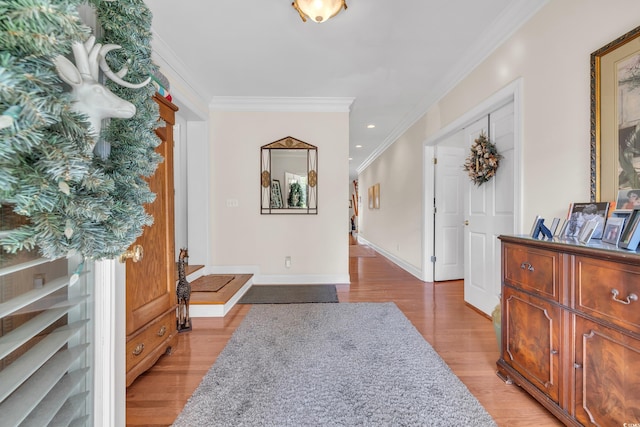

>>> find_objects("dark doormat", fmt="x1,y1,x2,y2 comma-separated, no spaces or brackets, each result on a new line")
238,285,338,304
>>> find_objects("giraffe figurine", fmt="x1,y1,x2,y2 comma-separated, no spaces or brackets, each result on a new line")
176,248,192,332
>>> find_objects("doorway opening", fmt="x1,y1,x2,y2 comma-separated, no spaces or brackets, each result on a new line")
423,79,522,315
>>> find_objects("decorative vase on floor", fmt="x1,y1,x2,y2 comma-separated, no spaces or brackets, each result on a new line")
491,298,501,353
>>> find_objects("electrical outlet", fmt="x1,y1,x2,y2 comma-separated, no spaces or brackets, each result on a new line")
34,274,45,289
285,256,291,268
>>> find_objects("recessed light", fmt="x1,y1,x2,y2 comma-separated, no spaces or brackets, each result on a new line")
355,144,362,148
349,157,353,161
367,124,375,129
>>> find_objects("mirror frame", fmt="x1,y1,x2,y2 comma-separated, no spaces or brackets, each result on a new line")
261,136,318,214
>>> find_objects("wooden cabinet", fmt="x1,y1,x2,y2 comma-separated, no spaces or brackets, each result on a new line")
497,235,640,426
125,95,179,387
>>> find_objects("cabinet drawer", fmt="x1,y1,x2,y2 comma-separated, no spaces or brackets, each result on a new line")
503,243,561,301
126,310,176,370
575,256,640,334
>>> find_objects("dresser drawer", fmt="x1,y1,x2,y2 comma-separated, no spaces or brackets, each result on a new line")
126,310,176,370
503,243,561,302
574,256,640,334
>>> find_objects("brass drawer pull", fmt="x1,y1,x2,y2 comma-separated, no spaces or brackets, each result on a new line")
611,289,638,305
132,343,145,356
520,262,534,272
157,325,167,337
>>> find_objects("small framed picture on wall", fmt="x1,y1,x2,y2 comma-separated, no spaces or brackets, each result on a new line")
368,186,374,209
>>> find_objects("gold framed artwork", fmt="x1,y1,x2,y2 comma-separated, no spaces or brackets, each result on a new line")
368,186,374,209
591,25,640,202
367,184,381,209
373,183,380,209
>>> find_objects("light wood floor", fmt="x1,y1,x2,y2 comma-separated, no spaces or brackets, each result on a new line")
126,237,562,426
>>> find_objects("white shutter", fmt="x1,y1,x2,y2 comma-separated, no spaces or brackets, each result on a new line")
0,248,93,427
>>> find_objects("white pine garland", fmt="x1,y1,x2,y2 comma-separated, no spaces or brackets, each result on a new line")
0,0,160,260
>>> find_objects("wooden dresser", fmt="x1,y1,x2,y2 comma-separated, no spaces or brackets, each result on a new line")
125,95,179,387
497,235,640,426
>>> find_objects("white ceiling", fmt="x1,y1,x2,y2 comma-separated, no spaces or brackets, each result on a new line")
144,0,545,179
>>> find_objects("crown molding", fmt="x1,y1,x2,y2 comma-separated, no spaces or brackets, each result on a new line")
356,0,549,175
210,96,355,113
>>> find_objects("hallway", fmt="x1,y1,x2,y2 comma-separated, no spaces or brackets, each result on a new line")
126,240,561,426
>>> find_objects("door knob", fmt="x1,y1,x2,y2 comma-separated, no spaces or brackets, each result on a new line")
464,220,469,226
119,244,144,263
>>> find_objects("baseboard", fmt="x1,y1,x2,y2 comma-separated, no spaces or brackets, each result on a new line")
204,265,349,285
253,274,350,285
206,265,260,276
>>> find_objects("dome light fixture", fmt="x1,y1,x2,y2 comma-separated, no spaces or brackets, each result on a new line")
292,0,347,23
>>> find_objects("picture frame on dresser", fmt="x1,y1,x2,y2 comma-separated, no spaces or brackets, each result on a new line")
590,25,640,202
619,207,640,250
562,202,609,239
602,216,626,245
529,215,542,237
578,219,598,244
555,218,567,237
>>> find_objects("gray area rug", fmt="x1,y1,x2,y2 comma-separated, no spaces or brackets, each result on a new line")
172,303,496,427
238,284,338,304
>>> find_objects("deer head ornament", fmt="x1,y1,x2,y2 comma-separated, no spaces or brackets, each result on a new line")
54,36,150,150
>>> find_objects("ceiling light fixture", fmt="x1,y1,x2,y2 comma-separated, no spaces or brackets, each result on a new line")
292,0,347,23
367,124,375,129
355,144,362,148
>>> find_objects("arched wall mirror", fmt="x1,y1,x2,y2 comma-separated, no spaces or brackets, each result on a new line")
261,136,318,214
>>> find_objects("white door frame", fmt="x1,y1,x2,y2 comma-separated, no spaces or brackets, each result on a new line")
93,260,126,427
422,78,523,282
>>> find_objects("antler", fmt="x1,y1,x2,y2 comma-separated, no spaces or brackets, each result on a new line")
99,44,151,89
59,36,151,89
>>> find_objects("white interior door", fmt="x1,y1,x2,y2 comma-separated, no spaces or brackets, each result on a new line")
434,142,466,281
464,102,515,315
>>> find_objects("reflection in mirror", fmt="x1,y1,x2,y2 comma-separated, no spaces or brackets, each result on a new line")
261,136,317,214
284,171,307,208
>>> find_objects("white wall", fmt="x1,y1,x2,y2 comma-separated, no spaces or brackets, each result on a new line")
210,110,350,284
358,116,428,272
358,0,640,277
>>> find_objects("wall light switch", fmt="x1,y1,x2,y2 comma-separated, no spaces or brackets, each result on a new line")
226,199,239,208
285,256,291,268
